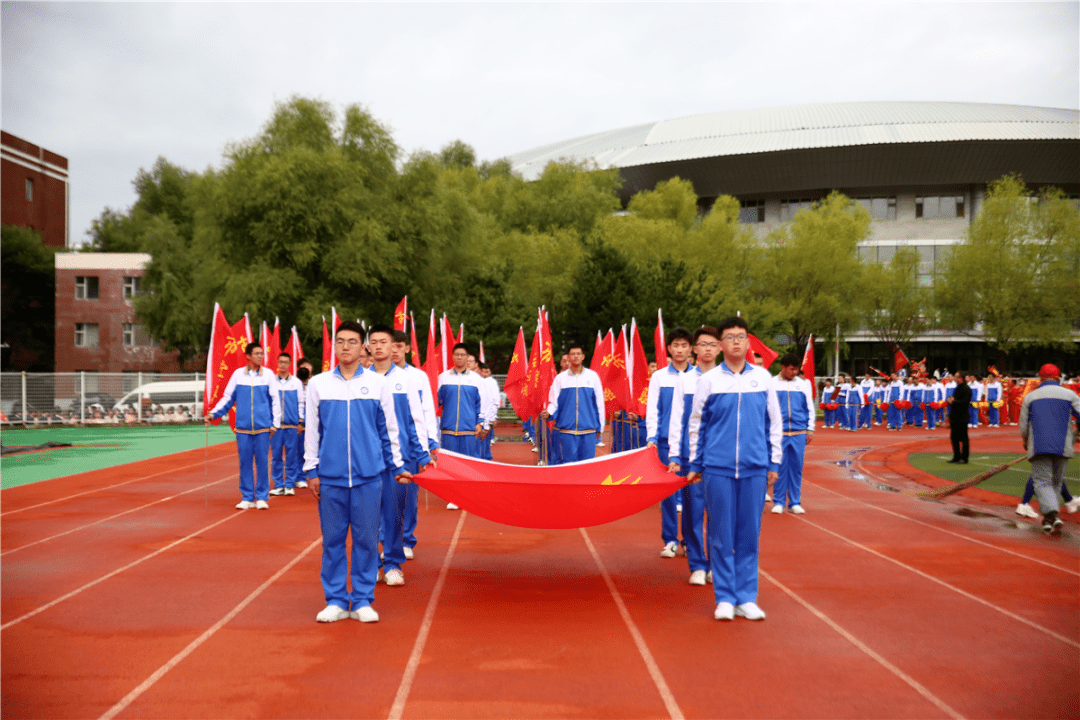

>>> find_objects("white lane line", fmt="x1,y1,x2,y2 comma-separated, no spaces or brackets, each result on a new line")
840,460,1080,577
387,510,468,720
98,538,322,720
1,511,242,631
2,474,236,556
795,515,1080,649
580,528,685,720
760,569,965,720
1,451,232,517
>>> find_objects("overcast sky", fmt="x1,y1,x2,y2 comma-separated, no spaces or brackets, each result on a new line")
3,1,1078,248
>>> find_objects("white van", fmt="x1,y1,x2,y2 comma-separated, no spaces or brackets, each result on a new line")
113,381,204,414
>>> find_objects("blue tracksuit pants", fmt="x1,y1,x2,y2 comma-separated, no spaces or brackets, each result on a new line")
858,404,872,429
681,481,708,572
548,427,563,465
774,434,806,508
656,441,680,544
403,481,419,549
847,405,859,430
558,431,597,464
887,405,902,429
704,471,767,606
270,426,300,489
442,433,481,458
379,463,412,573
319,479,382,611
235,431,271,502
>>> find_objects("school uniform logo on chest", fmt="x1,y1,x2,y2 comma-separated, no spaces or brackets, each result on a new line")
750,381,759,388
361,387,370,395
395,383,403,391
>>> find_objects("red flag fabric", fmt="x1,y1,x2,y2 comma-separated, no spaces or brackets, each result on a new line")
503,327,532,420
264,318,281,370
479,341,485,364
606,326,632,416
654,309,667,370
747,332,778,369
893,345,909,372
592,330,603,370
629,319,650,415
593,329,617,415
205,304,253,429
321,317,332,373
413,448,685,529
288,326,304,375
457,323,464,346
393,296,408,333
801,334,816,400
409,311,421,367
423,310,441,416
868,365,889,378
538,309,556,406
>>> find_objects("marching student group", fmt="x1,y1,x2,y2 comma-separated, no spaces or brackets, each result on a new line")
205,318,1079,625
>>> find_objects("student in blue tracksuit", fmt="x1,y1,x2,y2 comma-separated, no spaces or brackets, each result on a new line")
1020,364,1080,535
645,327,693,562
667,325,721,587
368,325,434,587
968,375,983,428
858,373,875,429
393,331,439,559
304,321,409,624
206,343,281,510
833,380,847,430
985,377,1003,427
295,358,315,490
845,377,863,432
269,352,305,497
910,379,925,428
820,379,836,428
686,317,782,622
437,343,487,459
770,354,814,515
543,344,606,464
886,374,904,430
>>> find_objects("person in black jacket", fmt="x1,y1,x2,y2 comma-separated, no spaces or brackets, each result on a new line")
947,371,972,463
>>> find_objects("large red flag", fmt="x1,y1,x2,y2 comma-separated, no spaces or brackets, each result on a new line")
538,309,556,405
629,319,650,415
747,332,778,369
264,317,281,370
288,326,304,375
423,310,442,416
409,311,421,367
205,304,253,429
893,344,909,372
591,330,603,370
321,316,332,373
605,326,632,416
393,296,408,333
801,334,816,399
523,311,555,416
503,327,532,419
654,309,667,370
594,329,624,418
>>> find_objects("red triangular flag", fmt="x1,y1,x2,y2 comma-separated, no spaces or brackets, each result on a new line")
630,318,650,415
393,296,408,333
654,309,667,370
503,327,532,420
801,334,816,399
747,332,778,369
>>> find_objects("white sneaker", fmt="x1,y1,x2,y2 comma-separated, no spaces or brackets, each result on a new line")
235,500,255,510
735,602,766,620
446,503,459,510
352,606,379,623
1064,498,1080,514
403,547,414,559
765,492,772,502
714,602,735,621
1016,503,1040,519
790,505,806,515
316,604,350,623
284,487,295,496
659,541,679,558
676,504,683,513
296,481,308,488
771,504,785,514
531,446,539,453
688,570,707,585
706,570,712,584
269,487,286,496
384,568,405,586
255,500,269,510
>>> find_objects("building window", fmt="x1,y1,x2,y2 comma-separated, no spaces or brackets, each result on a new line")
916,196,965,219
855,197,897,221
123,276,143,299
738,200,765,223
122,323,152,346
75,276,100,300
75,323,100,347
25,178,33,202
780,199,816,222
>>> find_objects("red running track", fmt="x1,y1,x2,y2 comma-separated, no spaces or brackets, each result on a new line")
1,424,1077,719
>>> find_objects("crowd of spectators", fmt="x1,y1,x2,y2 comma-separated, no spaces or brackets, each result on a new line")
17,405,200,426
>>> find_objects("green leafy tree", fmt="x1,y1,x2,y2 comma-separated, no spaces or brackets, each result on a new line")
934,175,1080,356
860,246,930,347
1,225,59,370
626,176,699,231
554,239,643,352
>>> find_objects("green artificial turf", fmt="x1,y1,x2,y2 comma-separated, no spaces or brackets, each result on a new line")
907,452,1079,500
0,424,235,489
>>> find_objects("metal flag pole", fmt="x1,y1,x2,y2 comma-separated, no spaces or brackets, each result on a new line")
204,422,210,511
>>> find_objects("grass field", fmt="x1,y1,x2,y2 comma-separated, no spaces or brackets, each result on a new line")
908,451,1079,499
0,424,235,489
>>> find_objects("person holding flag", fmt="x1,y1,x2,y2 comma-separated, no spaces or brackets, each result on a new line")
645,327,694,562
542,343,605,464
268,352,304,497
685,317,782,622
438,343,487,463
821,379,836,428
206,342,282,510
770,353,814,515
295,357,315,489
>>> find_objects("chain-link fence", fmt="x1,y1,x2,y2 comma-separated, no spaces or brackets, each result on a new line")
1,372,205,426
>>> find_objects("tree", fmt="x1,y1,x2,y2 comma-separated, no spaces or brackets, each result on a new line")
85,157,195,252
762,191,871,351
860,246,930,347
1,225,59,370
554,240,643,351
626,176,699,231
934,174,1080,356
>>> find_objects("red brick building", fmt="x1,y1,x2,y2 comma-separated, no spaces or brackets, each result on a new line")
55,253,181,377
2,130,69,247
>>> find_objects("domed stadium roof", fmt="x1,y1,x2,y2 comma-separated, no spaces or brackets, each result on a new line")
508,101,1080,201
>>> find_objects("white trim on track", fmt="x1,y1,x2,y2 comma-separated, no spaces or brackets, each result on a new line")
580,527,685,720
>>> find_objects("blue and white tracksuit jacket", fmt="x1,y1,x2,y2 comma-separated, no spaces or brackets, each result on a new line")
546,367,606,464
303,365,405,611
771,375,814,508
821,386,835,426
858,379,875,427
969,383,983,426
647,364,689,547
663,364,707,570
1019,382,1080,460
986,381,1003,425
210,367,282,502
887,381,904,428
687,362,782,606
480,375,501,460
438,369,486,457
270,374,305,489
